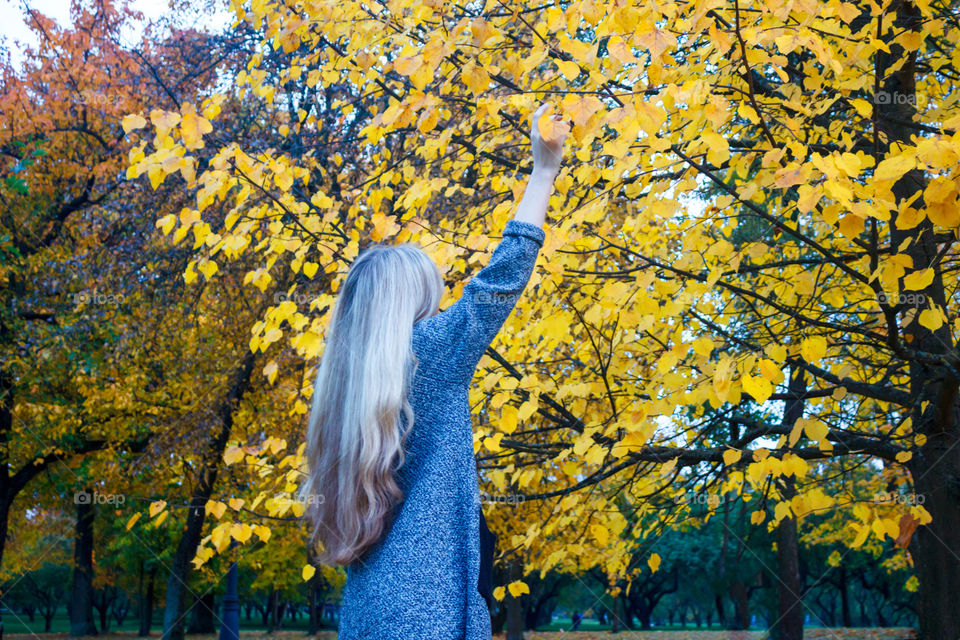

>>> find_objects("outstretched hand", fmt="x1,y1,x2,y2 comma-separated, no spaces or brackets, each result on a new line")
531,102,569,177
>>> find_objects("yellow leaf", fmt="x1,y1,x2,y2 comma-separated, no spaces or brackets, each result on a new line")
507,580,530,597
263,361,278,384
126,512,142,530
713,356,734,401
902,268,934,290
723,449,742,465
590,523,609,545
701,131,730,165
205,500,227,519
149,500,167,518
759,359,785,383
224,445,246,465
874,154,916,181
155,214,176,236
122,113,147,133
181,108,213,150
741,373,773,404
660,457,678,477
800,336,827,363
751,511,766,524
199,259,218,280
803,419,830,441
461,59,491,95
230,523,252,542
302,564,316,581
648,553,661,572
918,308,943,331
150,109,181,135
556,59,581,80
493,586,506,601
896,451,913,463
392,56,421,76
499,404,519,434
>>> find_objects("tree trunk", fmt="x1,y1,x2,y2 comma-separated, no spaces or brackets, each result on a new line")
505,560,523,640
70,490,98,636
636,604,652,630
266,590,279,632
910,462,960,640
771,367,806,640
730,581,750,629
161,352,256,640
307,541,322,634
839,565,852,627
772,499,803,640
139,566,157,636
879,1,960,638
187,592,216,634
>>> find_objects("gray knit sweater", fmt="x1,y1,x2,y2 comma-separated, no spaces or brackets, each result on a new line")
336,219,546,639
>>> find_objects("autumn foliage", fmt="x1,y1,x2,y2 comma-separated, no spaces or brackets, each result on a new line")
4,0,960,636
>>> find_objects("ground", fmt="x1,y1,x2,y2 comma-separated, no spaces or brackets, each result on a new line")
5,628,917,640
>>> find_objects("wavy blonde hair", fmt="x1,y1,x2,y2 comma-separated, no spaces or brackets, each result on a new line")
299,242,444,565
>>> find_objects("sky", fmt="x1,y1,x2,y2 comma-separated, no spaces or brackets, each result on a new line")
0,0,232,68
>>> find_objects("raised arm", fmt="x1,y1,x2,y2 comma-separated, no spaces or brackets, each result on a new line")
416,103,569,384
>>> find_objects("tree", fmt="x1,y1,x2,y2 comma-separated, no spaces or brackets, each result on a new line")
135,1,960,638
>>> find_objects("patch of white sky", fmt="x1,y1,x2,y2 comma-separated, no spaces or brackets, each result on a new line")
0,0,234,69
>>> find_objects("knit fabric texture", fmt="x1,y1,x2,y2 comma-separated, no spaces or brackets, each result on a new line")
336,218,546,639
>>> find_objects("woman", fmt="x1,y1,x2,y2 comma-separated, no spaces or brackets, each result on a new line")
299,102,568,639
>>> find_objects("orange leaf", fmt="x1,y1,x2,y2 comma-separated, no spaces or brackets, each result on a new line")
895,513,920,549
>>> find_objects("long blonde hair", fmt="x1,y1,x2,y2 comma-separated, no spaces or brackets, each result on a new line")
299,242,445,565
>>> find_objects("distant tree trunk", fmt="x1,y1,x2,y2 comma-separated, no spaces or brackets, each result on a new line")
99,597,109,633
70,491,98,636
93,586,118,633
266,589,280,632
505,560,524,640
730,581,750,629
715,595,726,628
839,565,852,627
139,565,157,636
307,542,322,635
635,603,652,630
187,593,216,633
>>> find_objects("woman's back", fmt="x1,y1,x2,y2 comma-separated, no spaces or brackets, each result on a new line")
336,219,546,640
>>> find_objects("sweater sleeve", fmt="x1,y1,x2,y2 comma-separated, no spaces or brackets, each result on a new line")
421,219,545,385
